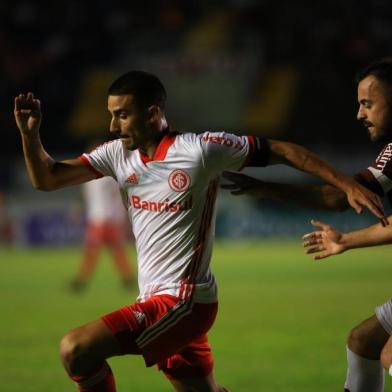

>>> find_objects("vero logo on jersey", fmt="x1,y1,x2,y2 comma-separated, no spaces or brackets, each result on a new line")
200,134,244,149
125,173,138,185
169,169,190,192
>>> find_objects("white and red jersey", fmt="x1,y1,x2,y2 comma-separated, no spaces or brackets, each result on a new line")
80,131,269,303
83,177,126,224
355,142,392,206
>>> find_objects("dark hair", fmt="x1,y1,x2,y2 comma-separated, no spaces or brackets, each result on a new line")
356,59,392,99
108,71,167,110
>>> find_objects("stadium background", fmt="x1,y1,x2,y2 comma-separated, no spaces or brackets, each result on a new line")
1,1,392,391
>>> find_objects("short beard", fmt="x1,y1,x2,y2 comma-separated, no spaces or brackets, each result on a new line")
375,114,392,143
367,106,392,143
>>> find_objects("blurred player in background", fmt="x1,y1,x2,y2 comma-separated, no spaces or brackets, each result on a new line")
70,172,134,292
0,191,14,248
223,58,392,392
14,71,386,392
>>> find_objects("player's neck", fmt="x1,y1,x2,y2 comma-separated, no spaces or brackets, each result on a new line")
140,132,166,159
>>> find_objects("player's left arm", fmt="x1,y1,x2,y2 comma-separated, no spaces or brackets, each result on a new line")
267,139,387,223
303,216,392,260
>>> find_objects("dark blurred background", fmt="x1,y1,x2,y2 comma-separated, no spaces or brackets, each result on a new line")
1,0,392,245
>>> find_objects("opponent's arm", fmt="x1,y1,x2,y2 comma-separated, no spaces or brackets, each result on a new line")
268,139,371,206
257,139,386,222
303,216,392,260
222,172,349,211
15,93,96,191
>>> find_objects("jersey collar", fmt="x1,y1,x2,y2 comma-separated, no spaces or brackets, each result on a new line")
138,132,177,164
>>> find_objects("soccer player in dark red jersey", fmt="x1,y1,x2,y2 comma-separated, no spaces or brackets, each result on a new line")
223,58,392,392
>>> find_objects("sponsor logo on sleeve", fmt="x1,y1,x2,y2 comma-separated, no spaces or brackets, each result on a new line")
200,134,245,149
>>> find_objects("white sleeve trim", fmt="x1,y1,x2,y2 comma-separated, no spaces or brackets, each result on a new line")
368,166,392,193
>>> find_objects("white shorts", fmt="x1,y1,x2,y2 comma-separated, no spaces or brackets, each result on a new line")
375,298,392,334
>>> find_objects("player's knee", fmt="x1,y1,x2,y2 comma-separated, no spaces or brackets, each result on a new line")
347,324,380,358
347,325,385,359
381,344,392,370
60,331,89,375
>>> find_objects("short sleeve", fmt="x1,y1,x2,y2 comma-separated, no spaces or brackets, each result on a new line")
79,140,119,180
354,143,392,196
198,132,270,176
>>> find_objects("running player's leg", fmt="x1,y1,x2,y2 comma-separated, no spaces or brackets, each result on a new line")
60,319,125,392
59,297,151,391
344,312,390,392
62,296,221,392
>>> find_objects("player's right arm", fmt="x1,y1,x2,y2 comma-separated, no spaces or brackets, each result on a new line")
222,172,349,211
15,93,96,191
302,216,392,260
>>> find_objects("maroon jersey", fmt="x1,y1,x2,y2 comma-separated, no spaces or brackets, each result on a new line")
355,143,392,207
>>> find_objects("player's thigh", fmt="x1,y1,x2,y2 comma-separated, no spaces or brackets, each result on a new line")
104,223,126,248
85,223,105,245
375,298,392,335
60,318,124,371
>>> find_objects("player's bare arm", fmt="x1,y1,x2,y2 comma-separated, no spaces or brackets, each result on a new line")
15,93,96,191
266,139,387,223
223,139,386,222
222,171,349,211
303,216,392,260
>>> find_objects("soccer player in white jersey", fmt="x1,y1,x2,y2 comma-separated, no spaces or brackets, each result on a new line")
14,71,386,392
222,59,392,392
70,174,134,292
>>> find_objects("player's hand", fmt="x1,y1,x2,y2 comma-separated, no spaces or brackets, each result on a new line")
344,181,388,226
302,219,345,260
221,171,266,196
14,93,42,136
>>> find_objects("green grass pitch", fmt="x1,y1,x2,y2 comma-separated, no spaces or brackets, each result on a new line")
0,242,391,391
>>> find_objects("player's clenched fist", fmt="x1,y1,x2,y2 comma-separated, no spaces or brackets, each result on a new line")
14,92,42,136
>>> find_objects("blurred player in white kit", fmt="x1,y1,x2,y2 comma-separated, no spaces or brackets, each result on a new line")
70,173,134,291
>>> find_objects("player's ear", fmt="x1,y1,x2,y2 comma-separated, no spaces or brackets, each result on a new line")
147,105,163,130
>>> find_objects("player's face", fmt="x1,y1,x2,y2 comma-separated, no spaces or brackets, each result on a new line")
108,94,159,151
357,75,392,142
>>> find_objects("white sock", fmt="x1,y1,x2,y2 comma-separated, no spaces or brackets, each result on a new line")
344,346,384,392
389,365,392,377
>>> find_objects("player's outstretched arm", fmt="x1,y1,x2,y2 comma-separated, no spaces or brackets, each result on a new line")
221,171,349,211
14,93,96,191
267,139,387,224
303,216,392,260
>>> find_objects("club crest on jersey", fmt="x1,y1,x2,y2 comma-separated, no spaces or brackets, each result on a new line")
168,169,190,192
125,173,138,185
